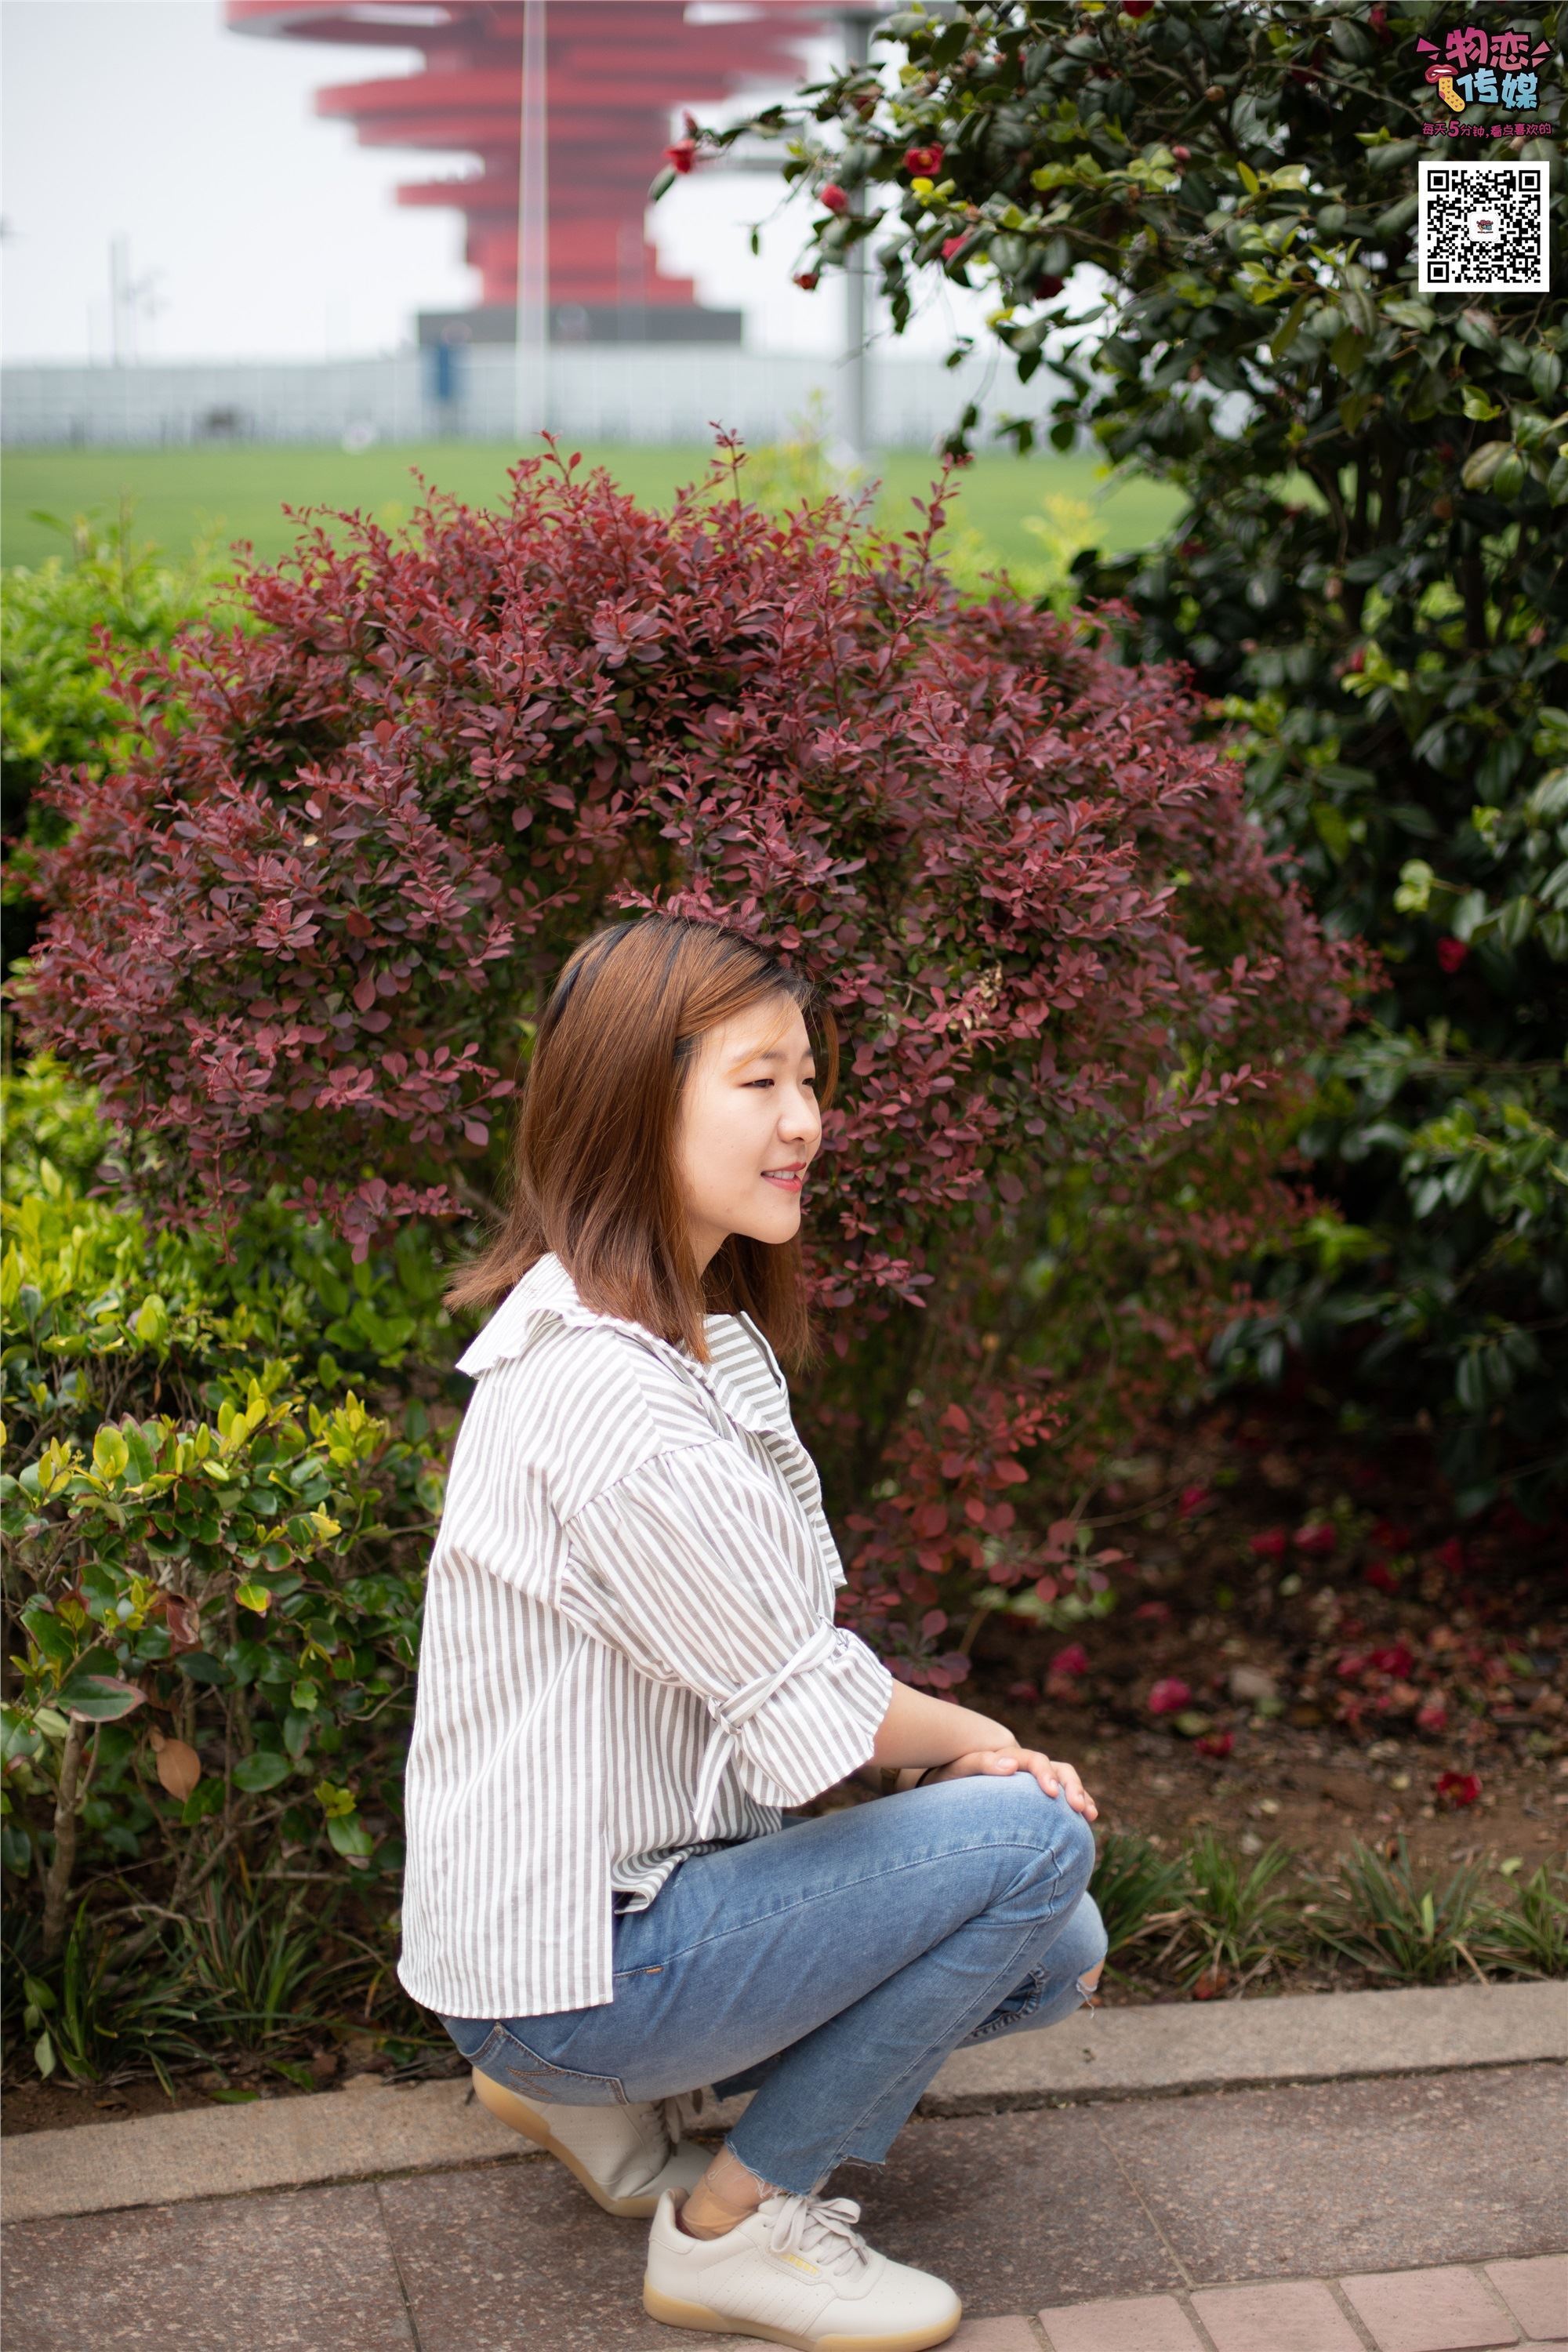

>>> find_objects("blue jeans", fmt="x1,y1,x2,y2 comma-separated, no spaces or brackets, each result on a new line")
440,1774,1107,2196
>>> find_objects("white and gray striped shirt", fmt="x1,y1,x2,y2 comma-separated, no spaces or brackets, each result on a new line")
396,1250,895,2019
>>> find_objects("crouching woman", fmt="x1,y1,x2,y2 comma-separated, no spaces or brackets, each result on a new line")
397,912,1108,2352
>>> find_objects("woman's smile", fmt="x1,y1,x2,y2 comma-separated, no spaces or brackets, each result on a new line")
761,1163,807,1192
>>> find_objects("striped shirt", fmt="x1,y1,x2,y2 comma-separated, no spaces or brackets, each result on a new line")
396,1250,895,2019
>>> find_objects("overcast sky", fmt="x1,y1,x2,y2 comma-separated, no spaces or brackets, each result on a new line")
1,0,993,365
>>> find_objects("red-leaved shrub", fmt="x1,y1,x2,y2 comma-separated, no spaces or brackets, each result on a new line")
15,443,1349,1680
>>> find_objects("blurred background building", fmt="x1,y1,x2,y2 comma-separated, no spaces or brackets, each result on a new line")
227,0,809,344
3,0,1016,453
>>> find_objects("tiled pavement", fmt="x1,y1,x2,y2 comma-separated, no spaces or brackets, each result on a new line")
2,2065,1563,2351
1029,2259,1568,2350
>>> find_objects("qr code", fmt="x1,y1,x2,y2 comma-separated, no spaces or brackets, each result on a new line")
1418,160,1549,293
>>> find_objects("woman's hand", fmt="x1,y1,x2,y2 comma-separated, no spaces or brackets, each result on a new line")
922,1746,1098,1820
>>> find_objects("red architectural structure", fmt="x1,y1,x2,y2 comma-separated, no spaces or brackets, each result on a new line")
226,2,821,334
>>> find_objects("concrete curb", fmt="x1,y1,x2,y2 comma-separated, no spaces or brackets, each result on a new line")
919,1978,1568,2116
4,1980,1563,2226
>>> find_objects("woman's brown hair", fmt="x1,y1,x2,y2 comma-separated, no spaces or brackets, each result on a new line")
441,913,840,1372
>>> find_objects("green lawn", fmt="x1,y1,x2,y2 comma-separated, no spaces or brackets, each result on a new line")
2,441,1186,578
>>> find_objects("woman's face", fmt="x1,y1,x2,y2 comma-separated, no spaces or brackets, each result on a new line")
674,996,822,1272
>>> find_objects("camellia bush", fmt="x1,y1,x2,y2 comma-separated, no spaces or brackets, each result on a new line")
686,0,1568,1515
1,1054,456,2074
12,445,1348,1705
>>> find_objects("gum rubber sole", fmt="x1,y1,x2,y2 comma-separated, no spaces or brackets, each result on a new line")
641,2283,963,2351
470,2067,662,2217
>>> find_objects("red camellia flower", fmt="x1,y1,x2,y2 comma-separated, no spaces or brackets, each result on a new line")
662,140,697,175
1434,1769,1481,1810
1416,1697,1450,1734
1437,937,1469,975
1036,272,1065,298
1171,143,1191,163
1122,0,1154,15
1294,1523,1337,1555
903,143,945,176
1363,1559,1398,1594
819,182,849,215
1250,1527,1289,1559
1369,1641,1414,1679
793,271,820,291
1195,1730,1234,1759
1149,1677,1192,1715
1178,1483,1210,1519
942,235,968,260
1051,1643,1090,1677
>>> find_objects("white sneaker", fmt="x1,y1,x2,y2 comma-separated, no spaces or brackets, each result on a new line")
643,2186,962,2350
471,2067,710,2217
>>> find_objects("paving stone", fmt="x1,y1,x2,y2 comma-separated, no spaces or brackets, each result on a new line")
378,2162,746,2350
1103,2065,1566,2281
950,2323,1044,2351
0,2180,412,2350
832,2105,1183,2316
1341,2264,1520,2350
1039,2291,1204,2351
1486,2259,1568,2343
1190,2278,1365,2352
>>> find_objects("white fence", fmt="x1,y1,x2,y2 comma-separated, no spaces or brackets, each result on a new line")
1,343,1040,452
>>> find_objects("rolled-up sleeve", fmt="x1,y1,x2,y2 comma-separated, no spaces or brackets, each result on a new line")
557,1438,894,1829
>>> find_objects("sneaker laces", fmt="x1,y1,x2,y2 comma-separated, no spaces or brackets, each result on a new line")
758,2190,872,2279
653,2094,684,2154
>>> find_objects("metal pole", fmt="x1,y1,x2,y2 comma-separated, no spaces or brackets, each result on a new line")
840,9,872,463
514,0,548,440
109,236,126,368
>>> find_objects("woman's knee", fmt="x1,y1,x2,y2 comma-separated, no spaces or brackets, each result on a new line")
938,1768,1098,1889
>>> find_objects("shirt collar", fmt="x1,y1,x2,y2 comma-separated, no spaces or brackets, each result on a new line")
452,1250,789,1437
